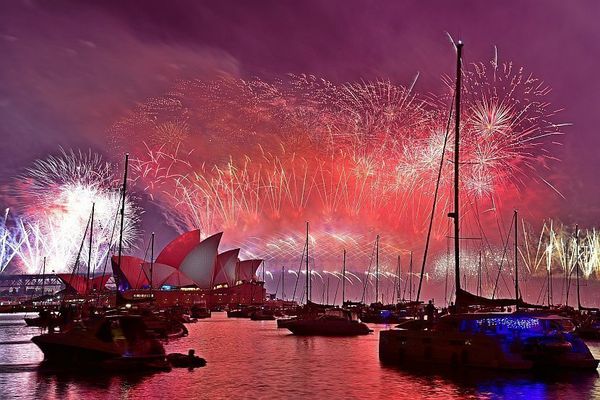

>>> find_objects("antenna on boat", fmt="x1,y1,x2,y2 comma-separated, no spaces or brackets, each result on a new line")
448,40,463,303
514,210,519,311
375,234,380,304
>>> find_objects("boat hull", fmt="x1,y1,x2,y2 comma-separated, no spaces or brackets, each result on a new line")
32,336,170,370
286,320,372,336
379,329,533,370
32,337,118,363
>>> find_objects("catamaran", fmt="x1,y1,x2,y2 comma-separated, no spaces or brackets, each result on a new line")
379,41,598,371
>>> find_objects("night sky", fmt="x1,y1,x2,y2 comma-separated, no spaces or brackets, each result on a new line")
1,0,599,228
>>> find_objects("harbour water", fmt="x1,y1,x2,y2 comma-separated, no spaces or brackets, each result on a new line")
1,312,600,399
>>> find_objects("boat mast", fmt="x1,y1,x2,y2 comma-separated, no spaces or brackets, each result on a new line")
86,203,95,294
450,41,463,301
342,249,346,306
477,250,482,297
41,256,46,296
409,251,413,302
281,266,285,301
150,232,155,289
375,234,380,304
306,221,310,305
394,255,401,304
116,153,129,301
514,210,519,310
576,224,581,310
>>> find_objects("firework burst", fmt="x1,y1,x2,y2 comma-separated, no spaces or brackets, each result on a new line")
111,51,564,270
0,209,22,273
521,220,600,279
10,149,141,273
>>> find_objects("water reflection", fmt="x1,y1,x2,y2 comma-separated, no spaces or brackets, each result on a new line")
381,361,600,399
0,313,600,399
34,368,158,400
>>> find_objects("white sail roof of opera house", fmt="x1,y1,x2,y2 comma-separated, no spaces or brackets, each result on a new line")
141,262,195,288
213,248,240,286
236,259,263,282
178,232,223,289
155,229,202,269
112,230,263,290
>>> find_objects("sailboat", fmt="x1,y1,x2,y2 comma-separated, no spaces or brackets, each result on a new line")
379,42,598,370
360,236,405,324
570,225,600,340
31,155,171,370
283,223,372,336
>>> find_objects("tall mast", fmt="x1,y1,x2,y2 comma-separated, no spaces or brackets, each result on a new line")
451,41,463,299
116,153,129,298
306,221,310,305
281,266,285,301
565,236,570,307
342,249,346,306
41,256,46,296
409,251,413,302
375,234,380,304
150,232,155,289
576,224,581,310
394,255,401,304
514,210,519,310
477,250,482,297
86,203,95,294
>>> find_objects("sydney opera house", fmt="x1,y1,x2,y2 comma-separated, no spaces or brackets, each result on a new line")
109,230,266,308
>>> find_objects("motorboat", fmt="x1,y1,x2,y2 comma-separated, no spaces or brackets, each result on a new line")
31,314,170,370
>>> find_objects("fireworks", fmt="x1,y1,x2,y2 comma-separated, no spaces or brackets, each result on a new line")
9,149,141,274
457,50,567,195
0,209,21,273
521,220,600,279
109,52,563,270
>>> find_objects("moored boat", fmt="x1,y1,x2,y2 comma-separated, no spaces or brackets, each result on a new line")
250,307,276,321
380,312,598,370
285,308,372,336
379,41,598,372
190,304,211,319
31,314,170,370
